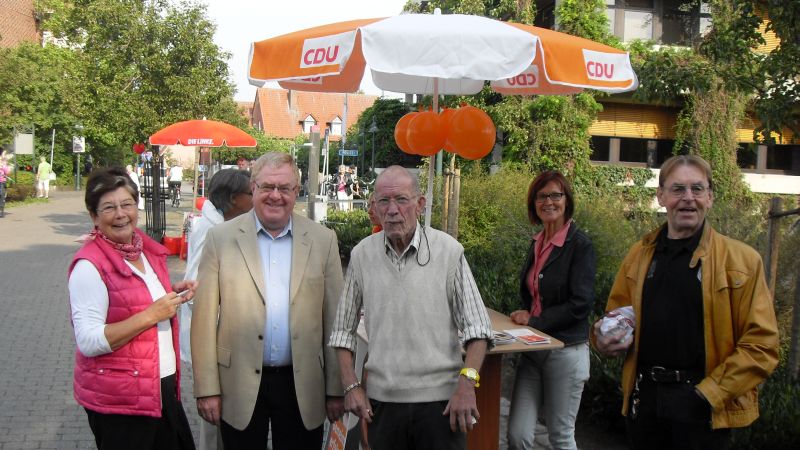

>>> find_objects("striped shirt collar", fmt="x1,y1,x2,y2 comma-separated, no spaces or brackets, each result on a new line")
384,222,421,260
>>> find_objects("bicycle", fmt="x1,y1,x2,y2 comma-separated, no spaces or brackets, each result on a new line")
169,181,181,208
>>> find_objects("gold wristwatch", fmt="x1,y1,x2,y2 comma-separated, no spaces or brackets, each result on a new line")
459,367,480,387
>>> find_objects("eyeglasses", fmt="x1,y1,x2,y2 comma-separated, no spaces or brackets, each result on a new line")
535,192,565,203
97,201,137,215
665,183,709,198
376,195,416,208
255,183,296,196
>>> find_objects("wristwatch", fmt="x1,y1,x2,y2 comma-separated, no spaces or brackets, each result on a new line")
459,367,480,387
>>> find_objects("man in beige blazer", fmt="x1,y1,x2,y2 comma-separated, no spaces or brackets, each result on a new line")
191,152,344,449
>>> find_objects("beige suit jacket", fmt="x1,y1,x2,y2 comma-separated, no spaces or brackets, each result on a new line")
191,211,344,430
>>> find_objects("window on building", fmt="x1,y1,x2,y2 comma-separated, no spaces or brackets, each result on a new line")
591,136,612,161
661,0,712,45
737,143,758,171
605,1,711,45
767,144,800,175
654,139,675,167
302,115,316,134
619,137,649,163
330,117,343,136
534,0,557,29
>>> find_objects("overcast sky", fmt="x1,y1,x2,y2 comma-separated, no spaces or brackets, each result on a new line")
201,0,408,102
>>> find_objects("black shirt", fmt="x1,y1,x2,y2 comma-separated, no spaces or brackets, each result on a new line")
638,225,705,371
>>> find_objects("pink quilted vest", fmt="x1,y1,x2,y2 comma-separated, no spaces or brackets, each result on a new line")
68,229,180,417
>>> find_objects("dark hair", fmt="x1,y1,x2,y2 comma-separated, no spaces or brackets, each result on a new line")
526,170,574,225
207,169,252,214
85,167,139,216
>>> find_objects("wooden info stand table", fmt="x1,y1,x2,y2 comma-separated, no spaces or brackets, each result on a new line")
467,309,564,450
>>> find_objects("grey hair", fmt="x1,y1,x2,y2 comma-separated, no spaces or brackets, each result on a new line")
250,152,299,185
207,169,251,214
376,166,421,196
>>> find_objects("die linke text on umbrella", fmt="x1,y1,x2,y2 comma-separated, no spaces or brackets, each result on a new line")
187,138,215,145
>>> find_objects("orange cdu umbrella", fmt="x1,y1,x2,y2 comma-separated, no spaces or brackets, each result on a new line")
248,13,637,95
248,11,638,226
149,119,257,148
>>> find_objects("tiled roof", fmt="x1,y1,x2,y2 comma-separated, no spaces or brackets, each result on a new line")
252,88,378,141
0,0,40,48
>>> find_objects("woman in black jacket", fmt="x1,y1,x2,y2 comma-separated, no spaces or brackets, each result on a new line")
507,170,596,450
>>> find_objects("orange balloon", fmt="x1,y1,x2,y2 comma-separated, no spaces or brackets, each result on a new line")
446,106,496,160
394,112,418,154
439,108,457,153
407,111,445,156
195,196,206,211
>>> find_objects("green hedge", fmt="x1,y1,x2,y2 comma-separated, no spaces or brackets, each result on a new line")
323,209,372,265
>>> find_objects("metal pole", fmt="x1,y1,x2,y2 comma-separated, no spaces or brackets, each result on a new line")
424,78,439,228
49,129,55,167
75,154,81,190
307,130,321,221
371,132,375,176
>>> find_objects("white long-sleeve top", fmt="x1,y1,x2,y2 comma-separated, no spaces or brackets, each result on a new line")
69,254,176,378
180,200,224,363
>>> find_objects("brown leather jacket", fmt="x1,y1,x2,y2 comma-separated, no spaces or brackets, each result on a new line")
593,222,779,429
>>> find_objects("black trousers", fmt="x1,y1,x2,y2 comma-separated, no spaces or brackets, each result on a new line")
625,376,731,450
367,399,466,450
85,374,195,450
220,366,323,450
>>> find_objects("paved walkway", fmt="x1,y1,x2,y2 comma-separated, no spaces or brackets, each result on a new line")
0,187,573,450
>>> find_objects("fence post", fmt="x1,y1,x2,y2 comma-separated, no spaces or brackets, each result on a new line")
764,197,782,297
790,266,800,381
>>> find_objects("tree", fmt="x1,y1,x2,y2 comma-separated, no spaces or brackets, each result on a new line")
31,0,243,165
0,42,83,179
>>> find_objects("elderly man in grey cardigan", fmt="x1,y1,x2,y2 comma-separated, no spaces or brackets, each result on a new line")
329,166,493,450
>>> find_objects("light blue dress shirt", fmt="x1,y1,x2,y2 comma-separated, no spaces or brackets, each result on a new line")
255,212,293,367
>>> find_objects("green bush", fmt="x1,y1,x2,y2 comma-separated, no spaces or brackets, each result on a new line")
5,184,35,201
6,169,36,187
323,209,372,265
731,363,800,449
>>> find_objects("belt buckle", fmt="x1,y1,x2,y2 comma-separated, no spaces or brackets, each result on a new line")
650,366,681,382
650,366,667,382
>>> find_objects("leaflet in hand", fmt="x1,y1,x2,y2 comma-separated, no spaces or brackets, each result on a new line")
503,328,551,345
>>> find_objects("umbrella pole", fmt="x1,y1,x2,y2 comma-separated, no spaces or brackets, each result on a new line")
192,146,200,212
424,78,439,228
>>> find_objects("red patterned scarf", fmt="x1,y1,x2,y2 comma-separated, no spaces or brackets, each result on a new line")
90,227,143,261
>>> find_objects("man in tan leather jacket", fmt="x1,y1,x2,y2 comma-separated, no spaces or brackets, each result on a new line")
592,155,779,449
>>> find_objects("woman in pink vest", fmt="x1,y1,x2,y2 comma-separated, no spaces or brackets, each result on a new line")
68,167,197,449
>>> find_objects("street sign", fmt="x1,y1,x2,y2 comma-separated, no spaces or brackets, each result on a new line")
338,149,358,157
72,136,86,153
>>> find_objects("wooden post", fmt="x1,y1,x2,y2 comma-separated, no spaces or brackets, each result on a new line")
764,197,782,297
442,168,451,232
790,265,800,381
448,168,460,239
